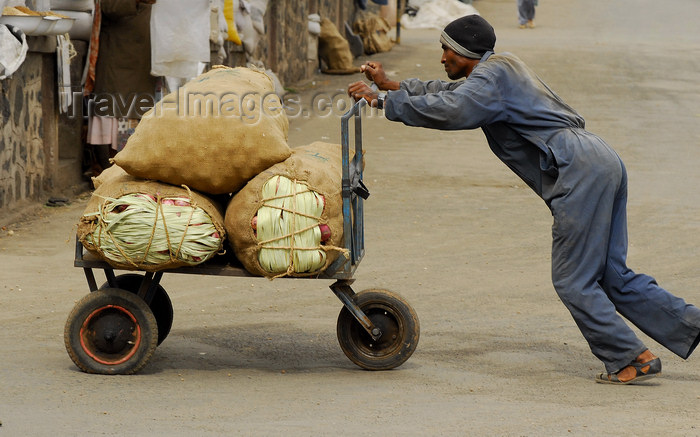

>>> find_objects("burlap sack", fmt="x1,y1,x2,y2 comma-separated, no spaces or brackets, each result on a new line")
354,13,395,55
91,164,129,190
225,141,348,278
318,18,361,75
78,172,226,272
113,66,291,195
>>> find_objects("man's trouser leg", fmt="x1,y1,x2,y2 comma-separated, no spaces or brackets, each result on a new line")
549,138,645,374
600,163,700,361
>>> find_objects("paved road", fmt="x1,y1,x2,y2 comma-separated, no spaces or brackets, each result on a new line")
2,0,700,435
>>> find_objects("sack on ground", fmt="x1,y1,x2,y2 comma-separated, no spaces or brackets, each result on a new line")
78,172,226,272
353,12,394,55
225,141,348,278
113,66,291,195
318,18,361,74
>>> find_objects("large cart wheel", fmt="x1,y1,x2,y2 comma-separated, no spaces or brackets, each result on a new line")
64,288,158,375
100,274,173,345
336,289,420,370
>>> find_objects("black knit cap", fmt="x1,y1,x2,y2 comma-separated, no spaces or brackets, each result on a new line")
441,14,496,59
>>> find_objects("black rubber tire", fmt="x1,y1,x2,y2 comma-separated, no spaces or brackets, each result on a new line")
336,289,420,370
100,274,173,345
64,288,158,375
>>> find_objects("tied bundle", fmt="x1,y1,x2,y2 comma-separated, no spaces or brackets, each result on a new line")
79,172,226,271
226,142,348,278
254,175,335,276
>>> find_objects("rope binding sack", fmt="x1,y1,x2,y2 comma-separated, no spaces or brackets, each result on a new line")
225,141,350,278
254,175,335,276
78,173,226,272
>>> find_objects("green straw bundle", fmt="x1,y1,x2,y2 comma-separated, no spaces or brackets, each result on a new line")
84,192,223,268
256,176,326,274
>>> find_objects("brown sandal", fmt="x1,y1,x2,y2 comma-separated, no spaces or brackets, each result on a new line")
595,356,662,385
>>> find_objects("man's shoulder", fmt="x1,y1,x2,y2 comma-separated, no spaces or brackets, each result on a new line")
478,52,528,75
485,52,522,64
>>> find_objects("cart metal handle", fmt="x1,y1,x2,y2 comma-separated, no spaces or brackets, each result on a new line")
324,99,368,279
342,98,369,199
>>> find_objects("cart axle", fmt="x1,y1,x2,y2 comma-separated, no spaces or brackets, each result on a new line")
330,280,382,341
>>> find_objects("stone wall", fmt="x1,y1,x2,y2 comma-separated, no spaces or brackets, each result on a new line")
0,36,85,223
255,0,358,86
0,53,47,212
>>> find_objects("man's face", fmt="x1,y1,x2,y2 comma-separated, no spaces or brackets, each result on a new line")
441,45,477,80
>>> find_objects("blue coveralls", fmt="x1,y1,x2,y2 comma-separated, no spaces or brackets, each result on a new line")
384,51,700,373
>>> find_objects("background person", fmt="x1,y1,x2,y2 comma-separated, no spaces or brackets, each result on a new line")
84,0,158,175
518,0,537,28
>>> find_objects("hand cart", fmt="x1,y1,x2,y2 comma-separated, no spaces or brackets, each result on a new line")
65,99,420,375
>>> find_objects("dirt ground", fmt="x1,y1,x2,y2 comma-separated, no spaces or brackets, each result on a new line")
2,0,700,435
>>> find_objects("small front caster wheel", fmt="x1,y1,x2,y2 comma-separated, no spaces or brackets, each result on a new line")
64,288,158,375
336,289,420,370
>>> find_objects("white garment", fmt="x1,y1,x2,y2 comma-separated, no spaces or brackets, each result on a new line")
236,0,267,57
87,116,118,148
0,24,28,80
150,0,210,80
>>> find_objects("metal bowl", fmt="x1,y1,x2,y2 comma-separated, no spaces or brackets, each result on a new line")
50,9,90,40
39,15,74,35
0,15,43,34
